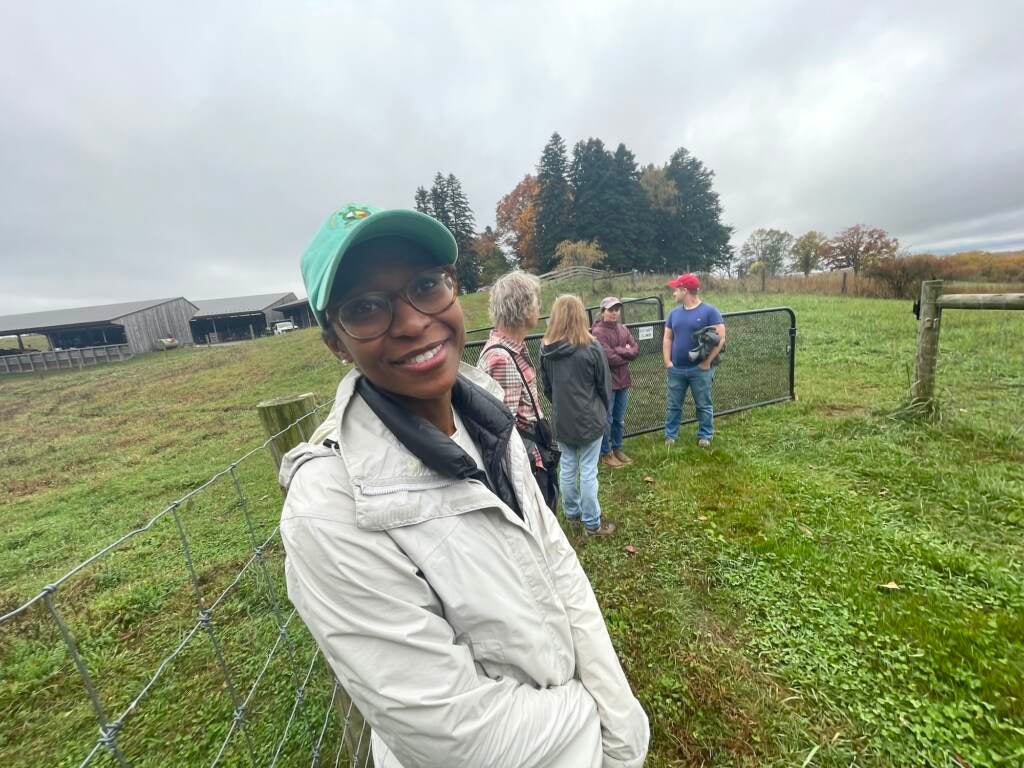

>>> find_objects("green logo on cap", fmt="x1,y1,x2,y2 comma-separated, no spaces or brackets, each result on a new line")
331,205,372,229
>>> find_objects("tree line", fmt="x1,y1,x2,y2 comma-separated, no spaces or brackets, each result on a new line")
415,132,994,296
414,132,735,287
738,225,899,279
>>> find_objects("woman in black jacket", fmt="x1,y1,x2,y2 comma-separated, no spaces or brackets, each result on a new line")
540,295,615,536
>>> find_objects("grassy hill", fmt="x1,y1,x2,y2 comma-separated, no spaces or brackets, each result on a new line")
1,287,1022,766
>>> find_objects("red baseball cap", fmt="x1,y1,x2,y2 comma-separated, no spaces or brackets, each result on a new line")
667,273,700,291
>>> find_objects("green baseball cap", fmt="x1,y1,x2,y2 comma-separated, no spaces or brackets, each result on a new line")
300,203,459,328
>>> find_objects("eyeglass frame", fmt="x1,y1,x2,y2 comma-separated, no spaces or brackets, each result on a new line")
325,265,459,341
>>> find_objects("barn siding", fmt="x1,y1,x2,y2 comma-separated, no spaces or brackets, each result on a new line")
263,293,298,327
118,298,198,354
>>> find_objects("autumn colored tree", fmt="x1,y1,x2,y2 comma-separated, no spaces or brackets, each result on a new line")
473,226,512,287
495,175,541,271
553,239,607,270
739,229,794,276
789,230,829,276
535,132,574,272
825,225,899,275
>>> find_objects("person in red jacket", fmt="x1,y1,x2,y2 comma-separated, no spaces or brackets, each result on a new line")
591,297,639,468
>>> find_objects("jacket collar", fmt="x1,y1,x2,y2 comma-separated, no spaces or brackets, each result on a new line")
317,363,527,530
355,374,522,518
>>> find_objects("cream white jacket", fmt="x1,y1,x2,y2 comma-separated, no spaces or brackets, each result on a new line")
280,364,649,768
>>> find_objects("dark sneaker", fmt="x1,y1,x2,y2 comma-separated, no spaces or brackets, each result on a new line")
613,449,633,465
698,438,711,448
600,453,625,468
584,520,617,537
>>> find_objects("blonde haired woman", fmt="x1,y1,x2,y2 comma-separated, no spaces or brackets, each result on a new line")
540,295,616,536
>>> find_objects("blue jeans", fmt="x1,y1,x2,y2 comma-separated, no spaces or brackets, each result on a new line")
558,436,603,529
601,388,630,454
664,366,716,441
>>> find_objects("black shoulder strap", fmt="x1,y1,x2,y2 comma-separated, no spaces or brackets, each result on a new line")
489,343,542,420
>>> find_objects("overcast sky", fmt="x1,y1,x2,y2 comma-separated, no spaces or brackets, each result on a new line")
1,1,1021,315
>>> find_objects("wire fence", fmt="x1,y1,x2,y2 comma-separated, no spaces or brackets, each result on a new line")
466,295,665,342
463,307,797,438
0,400,373,768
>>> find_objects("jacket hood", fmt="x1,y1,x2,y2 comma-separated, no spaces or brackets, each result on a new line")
540,339,576,359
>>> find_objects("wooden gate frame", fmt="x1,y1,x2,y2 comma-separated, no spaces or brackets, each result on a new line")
911,279,1024,412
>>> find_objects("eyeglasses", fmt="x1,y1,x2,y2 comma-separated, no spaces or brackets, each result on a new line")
329,266,458,340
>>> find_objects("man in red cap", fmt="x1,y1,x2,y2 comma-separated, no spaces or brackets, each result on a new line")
663,273,725,447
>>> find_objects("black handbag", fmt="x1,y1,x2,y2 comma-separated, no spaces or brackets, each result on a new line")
490,345,561,510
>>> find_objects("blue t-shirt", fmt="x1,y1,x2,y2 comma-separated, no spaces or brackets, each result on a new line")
666,302,724,368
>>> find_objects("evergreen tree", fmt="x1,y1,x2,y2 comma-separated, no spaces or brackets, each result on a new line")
639,164,679,273
414,173,481,292
443,174,480,291
658,147,734,273
603,143,650,270
569,138,615,249
414,186,432,216
534,132,574,272
429,172,449,226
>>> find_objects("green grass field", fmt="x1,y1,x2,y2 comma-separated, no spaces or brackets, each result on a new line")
1,287,1022,766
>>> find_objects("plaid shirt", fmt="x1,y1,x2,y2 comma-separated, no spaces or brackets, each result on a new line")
477,330,544,468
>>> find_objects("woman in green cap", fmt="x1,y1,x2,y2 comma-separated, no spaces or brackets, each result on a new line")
279,205,648,768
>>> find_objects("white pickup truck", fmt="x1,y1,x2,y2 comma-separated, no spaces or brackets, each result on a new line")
272,321,296,335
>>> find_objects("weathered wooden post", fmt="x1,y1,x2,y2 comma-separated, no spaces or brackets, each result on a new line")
256,393,321,469
910,280,943,413
255,393,374,767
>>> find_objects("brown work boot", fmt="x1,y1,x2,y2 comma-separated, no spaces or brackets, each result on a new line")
585,520,617,536
613,449,633,465
600,452,624,468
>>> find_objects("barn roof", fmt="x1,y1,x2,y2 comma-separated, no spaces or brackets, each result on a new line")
274,297,310,312
0,298,195,335
190,292,297,318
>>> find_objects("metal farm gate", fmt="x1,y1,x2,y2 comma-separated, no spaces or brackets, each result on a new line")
463,305,797,438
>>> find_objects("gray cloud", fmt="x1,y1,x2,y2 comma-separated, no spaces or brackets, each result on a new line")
1,1,1021,314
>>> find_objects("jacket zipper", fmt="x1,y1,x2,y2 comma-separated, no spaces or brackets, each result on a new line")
360,478,460,496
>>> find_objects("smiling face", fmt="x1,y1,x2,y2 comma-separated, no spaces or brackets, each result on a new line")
324,237,465,407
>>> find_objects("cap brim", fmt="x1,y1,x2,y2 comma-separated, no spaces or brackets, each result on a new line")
314,209,458,320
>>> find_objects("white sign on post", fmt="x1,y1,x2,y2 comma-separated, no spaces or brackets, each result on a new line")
638,326,654,341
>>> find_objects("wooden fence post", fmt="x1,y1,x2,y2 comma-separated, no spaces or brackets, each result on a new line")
255,393,321,470
910,280,943,413
255,393,373,767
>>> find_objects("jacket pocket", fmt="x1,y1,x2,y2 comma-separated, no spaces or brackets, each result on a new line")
468,637,510,681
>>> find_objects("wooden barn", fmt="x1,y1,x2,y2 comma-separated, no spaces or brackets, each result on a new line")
275,298,314,329
0,297,198,368
189,292,298,344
